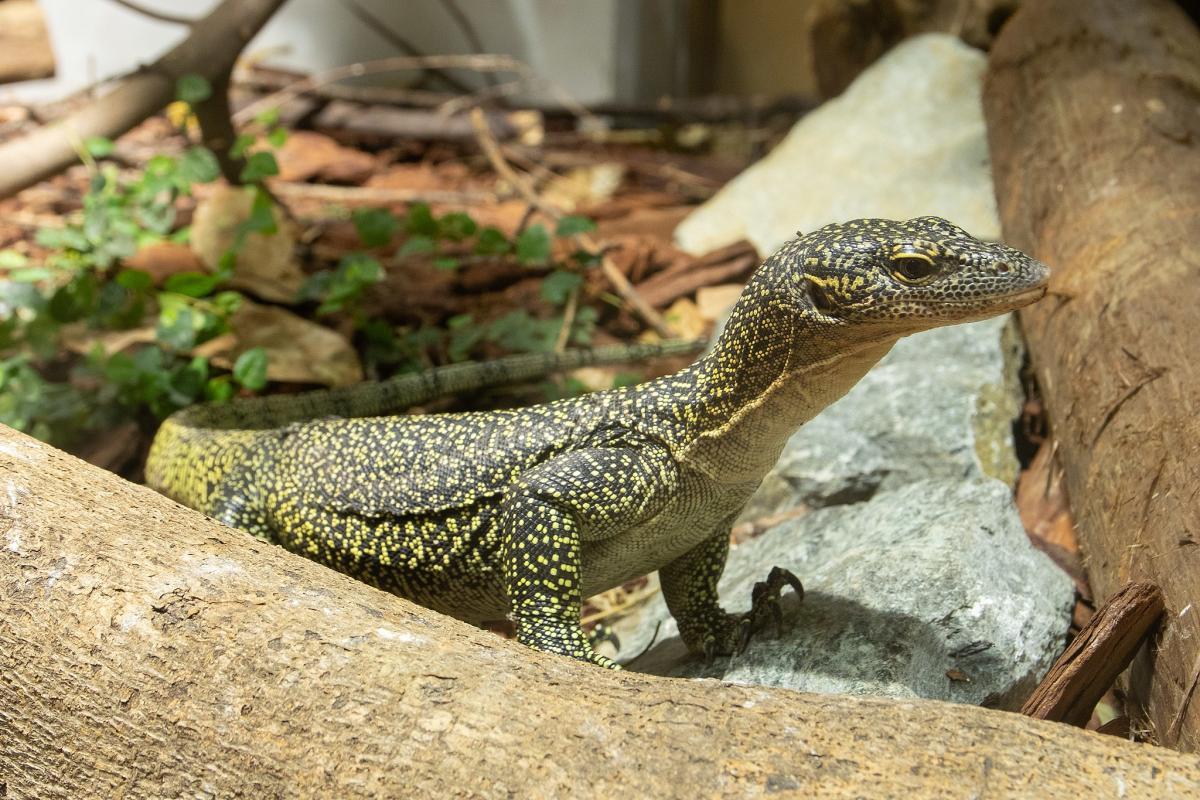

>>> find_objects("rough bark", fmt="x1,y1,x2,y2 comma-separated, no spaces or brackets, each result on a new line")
984,0,1200,751
0,0,285,200
1,426,1199,798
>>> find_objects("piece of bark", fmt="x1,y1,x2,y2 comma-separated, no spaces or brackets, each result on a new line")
985,0,1200,751
1022,583,1164,726
0,0,286,200
634,240,758,308
0,0,55,85
2,425,1199,797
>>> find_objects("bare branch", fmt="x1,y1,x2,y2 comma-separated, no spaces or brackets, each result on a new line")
108,0,198,26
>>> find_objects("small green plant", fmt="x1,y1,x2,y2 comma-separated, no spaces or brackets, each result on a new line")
1,66,623,449
0,75,276,447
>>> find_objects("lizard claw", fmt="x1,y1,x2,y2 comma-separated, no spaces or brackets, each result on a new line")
737,566,804,654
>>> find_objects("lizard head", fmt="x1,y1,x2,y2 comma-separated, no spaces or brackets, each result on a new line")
788,216,1049,333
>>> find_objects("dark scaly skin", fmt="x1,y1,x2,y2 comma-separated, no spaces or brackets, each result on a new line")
146,217,1050,668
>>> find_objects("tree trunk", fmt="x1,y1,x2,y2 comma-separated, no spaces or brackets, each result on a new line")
0,0,285,200
984,0,1200,752
1,425,1198,797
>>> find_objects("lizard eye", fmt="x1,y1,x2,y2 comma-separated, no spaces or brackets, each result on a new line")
890,253,938,283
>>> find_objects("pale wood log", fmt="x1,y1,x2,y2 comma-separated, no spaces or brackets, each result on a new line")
985,0,1200,751
1,424,1199,797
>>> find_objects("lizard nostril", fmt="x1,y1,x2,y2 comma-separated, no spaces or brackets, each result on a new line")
995,261,1011,273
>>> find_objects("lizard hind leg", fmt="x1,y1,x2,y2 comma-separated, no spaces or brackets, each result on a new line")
661,527,805,661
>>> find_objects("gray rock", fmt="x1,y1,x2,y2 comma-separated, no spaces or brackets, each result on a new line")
739,314,1027,522
674,34,1000,258
625,479,1074,710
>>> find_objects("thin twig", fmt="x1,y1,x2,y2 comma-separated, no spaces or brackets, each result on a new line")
235,54,599,128
339,0,474,94
554,288,579,353
438,0,498,88
469,108,672,338
108,0,197,25
437,79,526,117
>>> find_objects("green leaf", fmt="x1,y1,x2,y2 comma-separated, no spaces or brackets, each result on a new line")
255,107,281,127
176,74,212,105
0,249,29,268
48,276,96,322
232,346,269,391
177,147,221,185
164,271,220,298
9,268,53,282
473,226,511,256
266,127,289,149
437,212,477,241
239,151,279,184
115,269,153,291
234,187,277,240
540,270,582,305
156,305,197,350
555,215,596,237
205,375,235,402
405,203,438,238
230,133,256,160
433,257,460,271
211,290,243,316
84,136,115,158
352,208,399,248
396,236,435,257
35,227,90,252
516,224,552,266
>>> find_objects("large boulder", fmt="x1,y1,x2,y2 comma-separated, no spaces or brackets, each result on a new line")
626,478,1074,710
674,34,1000,257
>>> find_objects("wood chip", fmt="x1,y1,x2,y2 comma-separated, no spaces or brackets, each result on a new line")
1021,582,1164,726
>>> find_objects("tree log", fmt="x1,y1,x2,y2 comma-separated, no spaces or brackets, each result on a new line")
1,426,1199,797
0,0,285,201
984,0,1200,751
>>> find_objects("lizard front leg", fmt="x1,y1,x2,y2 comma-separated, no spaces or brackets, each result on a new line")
501,443,678,668
660,525,804,660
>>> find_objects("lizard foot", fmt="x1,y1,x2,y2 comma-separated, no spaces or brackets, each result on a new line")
706,566,804,659
515,613,623,669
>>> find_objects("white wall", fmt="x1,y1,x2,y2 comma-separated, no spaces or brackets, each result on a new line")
1,0,623,105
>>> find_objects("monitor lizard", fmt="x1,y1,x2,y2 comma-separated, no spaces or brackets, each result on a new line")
146,216,1049,668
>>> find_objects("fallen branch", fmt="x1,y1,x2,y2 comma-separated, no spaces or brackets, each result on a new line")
0,0,286,200
236,54,599,129
107,0,197,26
265,181,497,207
2,424,1199,797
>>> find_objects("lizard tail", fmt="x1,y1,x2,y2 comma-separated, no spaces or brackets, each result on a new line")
144,339,704,508
163,338,704,431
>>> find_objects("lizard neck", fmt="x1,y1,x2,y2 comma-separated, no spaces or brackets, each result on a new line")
673,289,896,483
